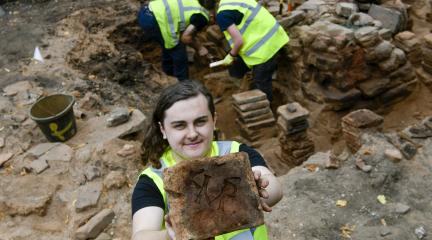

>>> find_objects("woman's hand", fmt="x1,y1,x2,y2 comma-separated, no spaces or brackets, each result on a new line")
165,215,176,240
253,169,273,212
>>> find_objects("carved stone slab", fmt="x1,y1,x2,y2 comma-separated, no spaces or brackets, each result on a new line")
163,152,264,240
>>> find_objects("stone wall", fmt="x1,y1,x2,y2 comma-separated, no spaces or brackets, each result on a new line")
275,0,419,111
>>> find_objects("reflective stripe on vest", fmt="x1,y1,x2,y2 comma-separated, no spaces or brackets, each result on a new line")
217,0,289,66
150,0,209,49
138,141,268,240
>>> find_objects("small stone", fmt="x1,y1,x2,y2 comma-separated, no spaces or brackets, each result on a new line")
0,137,5,148
0,152,13,167
384,149,403,162
106,107,130,127
342,109,383,128
355,157,372,172
38,143,73,162
103,171,126,189
394,203,410,214
3,81,33,96
380,226,391,236
75,209,115,240
336,2,358,18
414,226,427,239
116,144,135,157
325,153,340,169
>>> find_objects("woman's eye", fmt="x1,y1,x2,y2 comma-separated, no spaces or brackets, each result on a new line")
196,119,207,126
173,124,185,129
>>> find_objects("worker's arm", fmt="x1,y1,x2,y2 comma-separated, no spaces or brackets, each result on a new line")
252,166,283,212
226,24,243,56
181,24,208,56
132,207,171,240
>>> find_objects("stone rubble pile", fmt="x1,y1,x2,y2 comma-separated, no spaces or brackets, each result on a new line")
341,109,384,153
276,0,417,111
232,90,276,147
277,102,314,166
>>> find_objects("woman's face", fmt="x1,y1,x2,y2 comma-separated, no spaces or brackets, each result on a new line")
160,94,216,162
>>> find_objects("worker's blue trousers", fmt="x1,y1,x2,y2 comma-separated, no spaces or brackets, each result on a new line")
138,6,189,81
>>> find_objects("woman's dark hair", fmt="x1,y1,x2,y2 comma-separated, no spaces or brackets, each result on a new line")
141,80,215,168
199,0,215,10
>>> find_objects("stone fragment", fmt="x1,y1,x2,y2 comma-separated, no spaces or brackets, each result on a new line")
277,102,309,124
38,143,73,162
354,26,380,47
310,20,354,44
27,143,61,157
379,28,393,40
336,2,358,18
348,12,374,27
384,149,403,162
232,90,267,105
322,87,362,111
297,0,325,11
75,182,103,212
32,221,63,233
393,203,410,214
116,144,136,157
0,152,13,167
3,81,33,96
79,92,103,111
278,10,305,28
103,171,126,189
405,124,432,138
358,77,390,98
355,157,372,172
0,137,4,148
68,109,147,146
380,227,391,237
357,3,371,12
414,226,427,239
234,99,269,112
365,41,394,62
424,34,432,48
325,152,340,169
368,4,403,34
75,209,115,240
164,152,263,240
106,107,130,127
30,159,49,174
342,109,383,129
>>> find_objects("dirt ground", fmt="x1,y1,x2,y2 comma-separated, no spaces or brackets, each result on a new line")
0,0,432,239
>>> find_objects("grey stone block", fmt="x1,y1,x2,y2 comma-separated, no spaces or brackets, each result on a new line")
368,4,402,34
336,3,358,18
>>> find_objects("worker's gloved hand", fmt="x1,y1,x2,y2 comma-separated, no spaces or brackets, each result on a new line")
222,53,235,66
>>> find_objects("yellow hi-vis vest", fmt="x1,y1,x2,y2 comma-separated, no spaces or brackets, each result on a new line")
217,0,289,66
149,0,209,49
139,141,269,240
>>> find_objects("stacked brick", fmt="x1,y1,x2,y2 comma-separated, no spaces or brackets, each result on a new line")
232,90,276,147
394,31,422,65
341,109,384,153
277,102,314,166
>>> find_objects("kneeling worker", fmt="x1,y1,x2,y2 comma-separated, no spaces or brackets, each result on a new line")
215,0,289,101
138,0,213,80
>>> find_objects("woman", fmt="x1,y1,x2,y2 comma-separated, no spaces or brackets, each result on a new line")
132,80,282,240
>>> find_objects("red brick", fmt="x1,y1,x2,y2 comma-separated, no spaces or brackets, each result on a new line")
163,152,264,239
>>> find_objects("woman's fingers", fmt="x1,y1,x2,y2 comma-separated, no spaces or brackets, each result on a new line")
260,199,272,212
